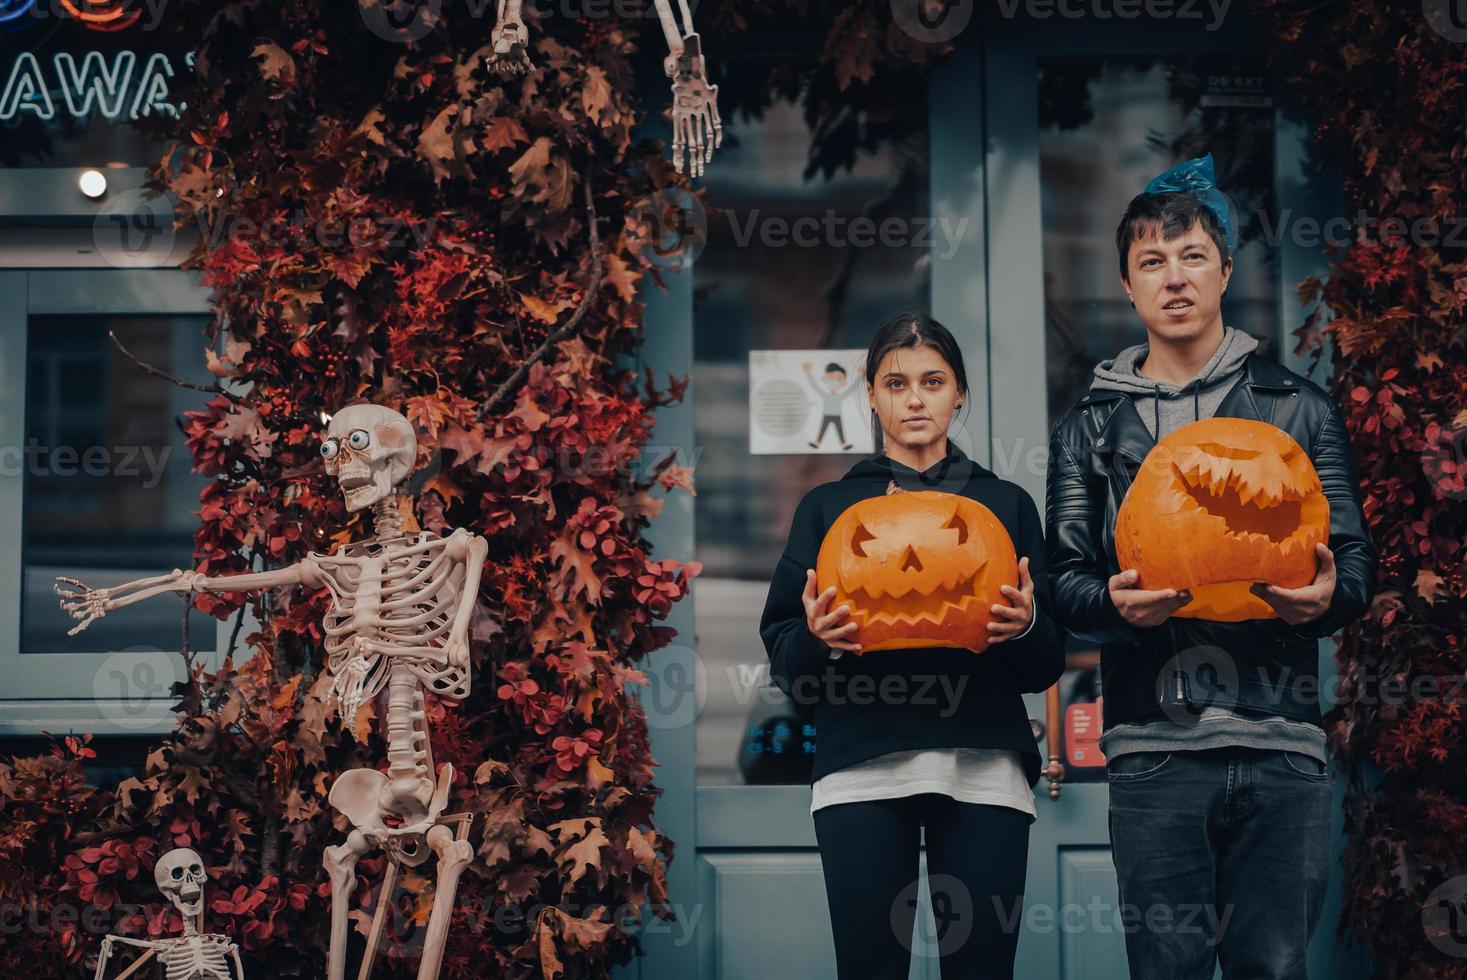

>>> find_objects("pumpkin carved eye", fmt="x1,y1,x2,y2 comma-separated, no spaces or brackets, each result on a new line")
943,512,968,544
850,523,876,558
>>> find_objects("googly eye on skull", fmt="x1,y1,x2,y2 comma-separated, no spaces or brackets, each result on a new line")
348,429,371,451
320,438,339,461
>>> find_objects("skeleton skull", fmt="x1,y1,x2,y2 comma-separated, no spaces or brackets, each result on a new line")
320,405,417,512
154,848,208,919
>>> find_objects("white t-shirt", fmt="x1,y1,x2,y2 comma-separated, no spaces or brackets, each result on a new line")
810,746,1037,817
810,629,1037,818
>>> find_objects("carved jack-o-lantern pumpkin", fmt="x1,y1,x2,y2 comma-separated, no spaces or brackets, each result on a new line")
1114,417,1330,622
816,491,1017,653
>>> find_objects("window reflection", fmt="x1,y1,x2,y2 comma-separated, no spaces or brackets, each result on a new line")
1038,57,1279,424
23,315,214,653
693,86,931,785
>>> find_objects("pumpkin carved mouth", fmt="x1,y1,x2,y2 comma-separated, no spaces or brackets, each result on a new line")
1175,462,1305,544
847,563,989,628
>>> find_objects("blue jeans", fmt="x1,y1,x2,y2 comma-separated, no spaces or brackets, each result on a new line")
1106,747,1332,980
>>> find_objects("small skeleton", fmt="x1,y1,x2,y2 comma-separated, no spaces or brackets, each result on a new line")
484,0,721,175
93,848,245,980
58,404,488,980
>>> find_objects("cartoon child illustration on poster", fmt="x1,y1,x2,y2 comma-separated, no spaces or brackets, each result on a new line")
802,360,856,450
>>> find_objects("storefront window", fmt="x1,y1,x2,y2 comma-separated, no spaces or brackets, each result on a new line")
22,315,214,653
693,78,931,785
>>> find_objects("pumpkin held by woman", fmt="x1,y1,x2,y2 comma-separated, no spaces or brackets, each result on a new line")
816,490,1017,653
1114,417,1330,622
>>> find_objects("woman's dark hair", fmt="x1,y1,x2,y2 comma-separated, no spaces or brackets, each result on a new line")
863,312,969,453
1115,191,1232,283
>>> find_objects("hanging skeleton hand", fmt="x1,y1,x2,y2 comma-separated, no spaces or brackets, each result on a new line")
486,0,533,76
55,570,198,636
653,0,722,177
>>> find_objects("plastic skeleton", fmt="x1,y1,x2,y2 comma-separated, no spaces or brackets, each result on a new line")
93,848,244,980
486,0,721,176
57,405,489,980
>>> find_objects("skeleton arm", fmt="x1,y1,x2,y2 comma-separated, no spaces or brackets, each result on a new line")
94,936,160,980
651,0,721,177
230,942,245,980
448,532,488,671
56,561,321,637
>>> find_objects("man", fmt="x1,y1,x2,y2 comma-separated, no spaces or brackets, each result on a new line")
1045,155,1377,979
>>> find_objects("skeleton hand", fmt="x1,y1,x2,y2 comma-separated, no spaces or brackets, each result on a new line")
444,634,470,672
666,35,721,178
55,569,199,636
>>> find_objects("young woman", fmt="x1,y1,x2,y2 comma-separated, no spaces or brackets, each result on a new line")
758,314,1065,979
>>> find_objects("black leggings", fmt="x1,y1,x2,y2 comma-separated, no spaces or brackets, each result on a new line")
813,793,1030,980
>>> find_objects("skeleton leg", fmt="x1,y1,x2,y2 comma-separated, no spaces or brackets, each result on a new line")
324,829,375,980
414,823,475,980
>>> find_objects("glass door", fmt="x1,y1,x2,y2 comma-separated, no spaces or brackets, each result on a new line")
0,268,225,736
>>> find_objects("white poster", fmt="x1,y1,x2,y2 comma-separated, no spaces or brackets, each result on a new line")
748,349,873,455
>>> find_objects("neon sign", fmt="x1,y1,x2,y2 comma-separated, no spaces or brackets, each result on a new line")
0,0,143,32
0,50,188,122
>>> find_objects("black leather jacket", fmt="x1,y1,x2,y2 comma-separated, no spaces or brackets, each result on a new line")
1045,353,1378,730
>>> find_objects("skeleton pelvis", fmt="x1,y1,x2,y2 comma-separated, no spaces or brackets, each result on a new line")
328,764,456,867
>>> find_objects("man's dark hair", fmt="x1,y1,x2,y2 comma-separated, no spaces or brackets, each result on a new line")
822,363,846,377
1116,191,1232,282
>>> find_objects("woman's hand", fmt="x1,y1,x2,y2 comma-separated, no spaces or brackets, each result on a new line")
987,557,1036,645
803,569,862,653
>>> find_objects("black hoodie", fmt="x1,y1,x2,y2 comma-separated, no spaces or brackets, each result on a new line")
757,444,1065,785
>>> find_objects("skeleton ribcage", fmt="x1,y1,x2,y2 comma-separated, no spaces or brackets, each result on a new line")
319,533,471,709
159,937,231,979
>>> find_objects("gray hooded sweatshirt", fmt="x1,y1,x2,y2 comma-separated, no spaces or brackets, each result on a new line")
1089,326,1328,762
1089,324,1257,439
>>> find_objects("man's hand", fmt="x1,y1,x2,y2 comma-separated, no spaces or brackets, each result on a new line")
988,556,1036,645
1250,543,1337,625
803,569,861,653
1108,569,1193,628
